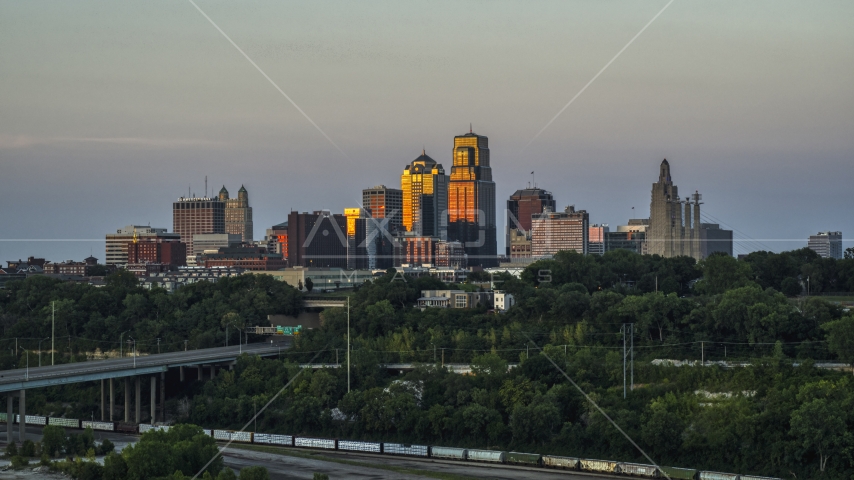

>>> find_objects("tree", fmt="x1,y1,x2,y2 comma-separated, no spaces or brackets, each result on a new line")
790,398,849,472
694,253,755,295
845,247,854,260
217,468,237,480
239,466,270,480
41,425,65,457
103,452,128,480
823,316,854,364
780,277,801,297
305,277,314,292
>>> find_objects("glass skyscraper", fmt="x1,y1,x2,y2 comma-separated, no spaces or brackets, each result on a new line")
400,150,448,238
447,129,497,266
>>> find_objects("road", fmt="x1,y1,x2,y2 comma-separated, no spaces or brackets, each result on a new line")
0,426,621,480
0,340,291,393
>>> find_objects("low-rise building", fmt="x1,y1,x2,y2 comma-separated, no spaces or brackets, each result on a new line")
42,256,99,276
418,289,494,309
199,246,287,271
493,290,515,312
249,267,376,292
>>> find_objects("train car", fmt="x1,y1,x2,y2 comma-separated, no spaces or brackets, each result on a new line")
212,430,252,443
739,476,781,480
47,417,81,429
253,433,294,447
466,449,506,464
618,462,660,478
581,459,619,474
543,455,580,470
383,443,429,457
294,437,337,450
507,452,542,467
337,440,381,454
430,446,467,460
698,472,739,480
660,466,698,480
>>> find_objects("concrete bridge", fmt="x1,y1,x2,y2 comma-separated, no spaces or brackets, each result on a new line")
0,341,289,442
302,296,348,308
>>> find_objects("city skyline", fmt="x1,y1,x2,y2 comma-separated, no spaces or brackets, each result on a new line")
2,1,853,262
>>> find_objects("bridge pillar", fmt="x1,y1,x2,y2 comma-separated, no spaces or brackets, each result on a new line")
210,365,215,380
160,372,166,423
180,366,184,382
6,396,13,444
124,378,130,423
135,376,141,424
197,366,202,381
109,378,115,421
18,389,25,443
100,379,105,421
150,376,156,423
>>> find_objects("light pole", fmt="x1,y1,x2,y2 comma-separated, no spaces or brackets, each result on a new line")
51,301,55,366
38,337,49,367
18,347,28,381
347,296,351,393
157,338,161,354
130,338,136,368
120,330,130,358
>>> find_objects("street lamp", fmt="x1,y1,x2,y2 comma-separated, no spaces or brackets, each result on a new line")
38,337,49,367
120,330,130,358
129,337,136,368
18,347,29,381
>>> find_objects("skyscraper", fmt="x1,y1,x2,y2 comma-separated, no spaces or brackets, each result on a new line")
173,196,225,257
401,150,448,238
447,128,497,266
808,231,843,259
506,188,556,256
362,185,403,233
646,159,702,260
220,185,253,242
287,210,348,268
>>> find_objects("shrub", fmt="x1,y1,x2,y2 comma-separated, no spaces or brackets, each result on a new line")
10,455,29,469
5,442,17,457
239,466,270,480
20,440,35,457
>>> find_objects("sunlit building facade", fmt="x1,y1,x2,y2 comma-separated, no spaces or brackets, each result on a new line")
401,150,448,238
362,185,403,233
506,188,555,256
447,129,497,267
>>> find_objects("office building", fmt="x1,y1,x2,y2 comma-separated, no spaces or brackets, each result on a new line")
589,224,609,256
173,196,225,257
447,128,497,267
127,238,187,267
191,233,242,265
401,150,448,238
506,188,556,256
808,231,843,259
508,229,533,262
219,185,254,242
605,231,645,254
106,225,180,266
531,206,589,257
436,241,467,269
363,185,403,233
287,210,348,268
395,234,439,267
199,246,286,271
418,290,494,309
345,208,373,270
701,223,734,257
265,221,288,261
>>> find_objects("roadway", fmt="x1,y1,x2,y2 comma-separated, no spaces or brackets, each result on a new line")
0,340,291,393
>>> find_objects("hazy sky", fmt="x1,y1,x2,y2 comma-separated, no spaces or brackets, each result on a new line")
2,0,852,262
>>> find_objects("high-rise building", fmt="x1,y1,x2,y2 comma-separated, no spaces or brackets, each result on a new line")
219,185,254,242
173,196,225,257
589,224,609,255
808,231,843,259
395,234,439,267
191,233,242,265
447,129,497,267
531,206,589,257
401,150,448,238
436,241,467,269
646,160,732,259
506,188,556,256
363,185,403,233
344,208,374,269
287,210,348,268
265,221,289,261
106,225,180,266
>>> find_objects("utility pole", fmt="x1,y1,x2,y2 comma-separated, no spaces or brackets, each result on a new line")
622,324,627,399
52,302,55,366
184,340,188,351
441,348,445,368
347,297,350,393
701,341,704,365
630,324,634,391
157,338,161,354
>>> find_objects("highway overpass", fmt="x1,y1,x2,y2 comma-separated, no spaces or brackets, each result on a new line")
0,341,290,442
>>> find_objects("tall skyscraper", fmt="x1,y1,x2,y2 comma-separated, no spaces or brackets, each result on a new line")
808,231,843,259
362,185,403,233
646,159,702,260
105,225,180,266
401,150,448,238
531,206,589,257
447,128,497,266
173,196,225,257
506,188,556,256
220,185,254,242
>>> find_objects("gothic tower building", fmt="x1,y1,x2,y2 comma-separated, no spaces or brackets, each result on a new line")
220,185,254,242
646,159,702,260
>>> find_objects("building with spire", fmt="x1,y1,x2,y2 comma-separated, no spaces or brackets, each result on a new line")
220,185,254,243
646,159,731,260
447,128,497,267
401,149,448,238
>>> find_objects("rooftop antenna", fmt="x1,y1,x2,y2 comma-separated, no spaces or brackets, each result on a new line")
532,171,535,189
469,123,472,133
188,184,191,198
205,175,208,197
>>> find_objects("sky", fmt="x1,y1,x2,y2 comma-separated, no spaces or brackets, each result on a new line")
1,0,853,262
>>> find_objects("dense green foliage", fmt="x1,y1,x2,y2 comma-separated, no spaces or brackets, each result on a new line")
184,249,854,479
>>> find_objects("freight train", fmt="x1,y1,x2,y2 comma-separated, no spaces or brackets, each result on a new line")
0,414,779,480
